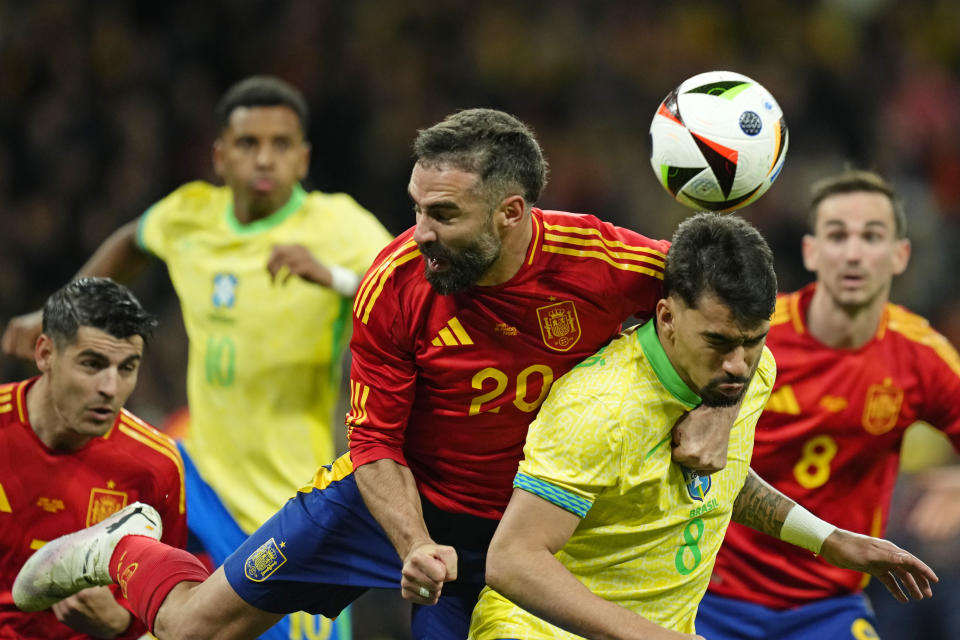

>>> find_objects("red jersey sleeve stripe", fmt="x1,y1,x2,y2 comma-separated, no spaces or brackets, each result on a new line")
788,291,805,334
886,305,960,379
770,295,793,327
118,412,179,453
527,213,542,266
543,233,666,269
346,379,371,426
359,247,422,325
542,222,668,259
542,245,664,278
117,423,186,514
14,380,29,424
354,240,418,316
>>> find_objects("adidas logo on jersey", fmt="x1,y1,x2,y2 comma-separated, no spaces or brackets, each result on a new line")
765,385,800,415
431,317,474,347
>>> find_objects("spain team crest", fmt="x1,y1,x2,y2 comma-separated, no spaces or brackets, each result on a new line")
244,537,287,582
682,466,712,502
86,489,128,527
861,378,903,435
536,301,581,352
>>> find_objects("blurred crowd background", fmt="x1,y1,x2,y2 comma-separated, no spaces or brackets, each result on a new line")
2,1,959,638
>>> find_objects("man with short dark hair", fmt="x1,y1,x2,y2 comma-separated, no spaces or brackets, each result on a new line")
0,277,186,639
14,109,740,640
3,76,393,640
468,213,936,640
698,169,960,640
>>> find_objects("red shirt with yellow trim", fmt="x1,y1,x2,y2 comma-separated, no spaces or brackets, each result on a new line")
347,208,669,520
709,284,960,608
0,378,187,639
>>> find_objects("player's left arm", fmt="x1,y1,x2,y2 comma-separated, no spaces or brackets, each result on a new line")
485,488,702,640
670,400,741,473
733,469,938,602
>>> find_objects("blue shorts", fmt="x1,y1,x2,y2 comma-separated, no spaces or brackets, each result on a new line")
695,591,880,640
179,444,351,640
222,455,493,640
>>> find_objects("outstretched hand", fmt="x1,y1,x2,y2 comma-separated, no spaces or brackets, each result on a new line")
819,529,938,603
1,309,43,361
266,244,332,287
400,541,457,606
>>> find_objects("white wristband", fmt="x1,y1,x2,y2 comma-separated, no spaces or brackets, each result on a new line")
328,264,362,297
780,504,836,555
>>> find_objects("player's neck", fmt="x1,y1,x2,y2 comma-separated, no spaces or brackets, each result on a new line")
26,377,91,451
231,185,296,225
476,211,534,286
805,285,887,350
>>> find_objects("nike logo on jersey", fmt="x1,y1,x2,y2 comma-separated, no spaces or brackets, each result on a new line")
431,317,474,347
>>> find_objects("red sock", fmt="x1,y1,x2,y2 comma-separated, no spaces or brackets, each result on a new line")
109,536,211,631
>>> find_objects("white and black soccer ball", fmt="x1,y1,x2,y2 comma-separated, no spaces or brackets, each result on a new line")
649,71,788,212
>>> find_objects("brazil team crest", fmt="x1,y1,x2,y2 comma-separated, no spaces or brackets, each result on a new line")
244,537,287,582
861,378,903,435
682,466,712,502
212,273,238,309
86,489,128,527
536,301,581,352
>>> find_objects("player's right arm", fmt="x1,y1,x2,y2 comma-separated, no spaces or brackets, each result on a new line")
347,236,457,604
1,219,148,359
353,458,457,604
486,488,703,640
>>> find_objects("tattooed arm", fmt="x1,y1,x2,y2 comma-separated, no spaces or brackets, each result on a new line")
732,468,939,603
731,468,794,536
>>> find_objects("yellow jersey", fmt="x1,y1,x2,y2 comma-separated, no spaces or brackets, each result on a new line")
137,181,392,532
469,321,776,638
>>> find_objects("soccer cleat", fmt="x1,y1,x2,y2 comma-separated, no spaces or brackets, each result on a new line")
13,502,162,611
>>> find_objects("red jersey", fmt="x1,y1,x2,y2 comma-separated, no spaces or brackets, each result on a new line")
347,208,669,519
0,378,187,639
710,284,960,608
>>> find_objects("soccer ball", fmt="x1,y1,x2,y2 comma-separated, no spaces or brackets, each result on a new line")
649,71,788,212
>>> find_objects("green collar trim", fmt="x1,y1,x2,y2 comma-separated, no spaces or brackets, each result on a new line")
226,184,307,234
637,321,701,408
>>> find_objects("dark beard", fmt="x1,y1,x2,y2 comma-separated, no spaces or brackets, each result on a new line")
420,232,501,296
698,375,752,407
699,388,746,407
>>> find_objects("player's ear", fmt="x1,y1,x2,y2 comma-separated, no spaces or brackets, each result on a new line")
35,334,55,373
496,194,526,230
800,234,817,273
891,237,911,276
212,138,225,178
656,298,675,343
298,141,311,181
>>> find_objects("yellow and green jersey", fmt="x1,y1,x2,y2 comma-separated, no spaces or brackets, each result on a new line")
469,321,776,639
138,181,392,533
